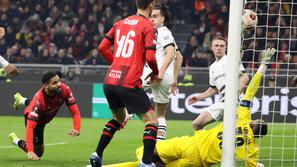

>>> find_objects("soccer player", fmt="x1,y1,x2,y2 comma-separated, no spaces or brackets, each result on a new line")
9,71,81,160
89,0,159,167
141,2,183,140
188,36,250,130
102,48,275,167
0,27,19,77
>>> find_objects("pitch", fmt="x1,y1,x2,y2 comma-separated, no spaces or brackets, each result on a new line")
0,116,295,167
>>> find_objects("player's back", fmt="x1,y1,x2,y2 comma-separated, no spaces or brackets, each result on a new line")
105,14,155,88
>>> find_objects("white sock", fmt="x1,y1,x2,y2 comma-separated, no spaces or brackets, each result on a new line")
157,117,167,141
19,97,27,106
12,138,20,146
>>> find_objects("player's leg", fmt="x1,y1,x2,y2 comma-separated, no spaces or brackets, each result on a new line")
14,93,31,110
90,85,124,167
192,102,224,130
152,74,171,140
9,123,45,157
155,103,168,140
121,87,158,166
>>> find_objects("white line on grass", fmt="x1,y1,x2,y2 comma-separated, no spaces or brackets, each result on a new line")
0,142,68,149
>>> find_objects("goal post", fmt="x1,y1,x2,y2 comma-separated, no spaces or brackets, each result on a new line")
221,0,244,167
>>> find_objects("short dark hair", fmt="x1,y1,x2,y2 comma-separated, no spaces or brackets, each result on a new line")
212,36,226,43
136,0,154,10
154,1,170,24
42,71,57,84
253,121,268,138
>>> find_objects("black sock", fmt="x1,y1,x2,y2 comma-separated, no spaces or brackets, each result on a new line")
95,119,121,158
17,140,27,152
25,99,31,106
142,124,157,164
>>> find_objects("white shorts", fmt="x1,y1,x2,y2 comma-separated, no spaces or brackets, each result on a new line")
204,102,224,121
141,67,172,104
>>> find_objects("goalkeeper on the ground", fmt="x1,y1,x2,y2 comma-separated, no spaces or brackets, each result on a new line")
105,48,275,167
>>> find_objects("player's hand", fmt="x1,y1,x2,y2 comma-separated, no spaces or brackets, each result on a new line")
145,72,162,86
292,76,297,87
188,96,200,105
27,151,40,160
261,48,276,65
68,129,80,137
257,162,265,167
169,81,178,96
0,27,5,39
4,64,19,77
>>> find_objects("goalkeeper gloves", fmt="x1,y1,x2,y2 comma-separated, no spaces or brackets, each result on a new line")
261,48,276,65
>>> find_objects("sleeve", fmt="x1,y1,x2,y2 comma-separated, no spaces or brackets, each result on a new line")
98,24,116,64
25,101,40,152
209,67,215,88
238,72,263,122
64,85,81,131
144,25,158,75
158,29,175,49
0,55,9,68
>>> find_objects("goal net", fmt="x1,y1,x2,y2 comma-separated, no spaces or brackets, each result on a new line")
242,0,297,166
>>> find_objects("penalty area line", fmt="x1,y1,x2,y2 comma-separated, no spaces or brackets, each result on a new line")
0,142,68,149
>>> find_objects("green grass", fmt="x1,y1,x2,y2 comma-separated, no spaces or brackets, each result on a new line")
0,116,296,167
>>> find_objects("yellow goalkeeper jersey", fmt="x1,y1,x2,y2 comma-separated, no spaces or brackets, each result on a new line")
193,72,263,167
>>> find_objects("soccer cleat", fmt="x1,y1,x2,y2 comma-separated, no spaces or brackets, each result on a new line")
138,162,156,167
89,152,102,167
9,132,19,144
13,93,23,110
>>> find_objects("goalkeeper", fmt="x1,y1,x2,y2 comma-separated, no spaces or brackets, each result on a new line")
105,48,275,167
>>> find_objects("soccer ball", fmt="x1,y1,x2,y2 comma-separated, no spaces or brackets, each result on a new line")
242,9,258,29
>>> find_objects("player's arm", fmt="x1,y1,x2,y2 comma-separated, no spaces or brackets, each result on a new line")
25,103,41,160
170,50,183,95
65,86,81,136
144,25,159,81
188,86,218,105
98,24,117,64
239,72,249,93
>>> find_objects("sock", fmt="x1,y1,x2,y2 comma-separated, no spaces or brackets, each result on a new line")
19,97,28,106
95,119,121,158
157,117,167,141
17,140,27,152
24,99,31,106
142,124,157,164
12,138,20,146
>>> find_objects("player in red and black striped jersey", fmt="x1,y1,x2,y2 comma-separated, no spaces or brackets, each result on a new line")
89,0,159,167
9,71,81,160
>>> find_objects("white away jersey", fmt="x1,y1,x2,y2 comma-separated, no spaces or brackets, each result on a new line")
209,56,246,101
155,26,178,76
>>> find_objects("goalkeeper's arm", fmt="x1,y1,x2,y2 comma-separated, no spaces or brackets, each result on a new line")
241,48,276,103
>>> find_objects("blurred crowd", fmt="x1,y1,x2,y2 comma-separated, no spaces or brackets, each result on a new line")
183,0,297,69
0,0,296,68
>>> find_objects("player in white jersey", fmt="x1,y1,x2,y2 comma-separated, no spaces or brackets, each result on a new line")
0,27,19,77
141,3,183,140
188,36,249,130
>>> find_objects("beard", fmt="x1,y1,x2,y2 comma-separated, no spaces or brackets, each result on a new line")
48,87,61,95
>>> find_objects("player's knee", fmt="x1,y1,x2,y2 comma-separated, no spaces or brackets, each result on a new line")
192,121,203,130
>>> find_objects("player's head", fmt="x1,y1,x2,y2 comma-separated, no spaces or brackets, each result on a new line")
250,119,268,138
136,0,155,11
42,71,61,95
211,36,226,59
151,2,170,28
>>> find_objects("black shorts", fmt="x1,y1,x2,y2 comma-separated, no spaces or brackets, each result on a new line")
103,84,152,114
